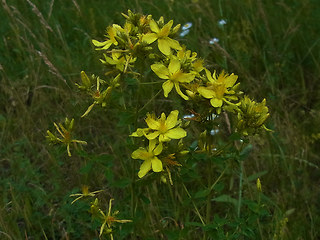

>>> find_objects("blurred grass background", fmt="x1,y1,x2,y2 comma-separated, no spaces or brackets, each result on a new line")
1,0,320,239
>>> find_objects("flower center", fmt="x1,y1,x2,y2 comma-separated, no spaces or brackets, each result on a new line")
159,120,168,133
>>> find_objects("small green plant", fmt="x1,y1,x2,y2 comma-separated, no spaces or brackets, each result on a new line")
47,10,271,239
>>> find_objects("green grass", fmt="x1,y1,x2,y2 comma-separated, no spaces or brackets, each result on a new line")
1,0,320,239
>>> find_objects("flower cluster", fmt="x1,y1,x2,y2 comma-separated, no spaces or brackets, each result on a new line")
131,110,187,179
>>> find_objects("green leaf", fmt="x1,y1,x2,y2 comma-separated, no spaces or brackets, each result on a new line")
212,194,237,207
194,188,210,199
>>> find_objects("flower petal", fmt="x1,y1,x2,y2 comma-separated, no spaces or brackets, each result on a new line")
159,20,173,37
174,83,189,100
168,59,181,74
158,38,171,55
210,98,223,107
166,37,182,50
151,157,163,172
205,69,215,83
145,114,160,130
142,33,158,44
151,64,170,79
132,148,151,160
138,160,152,178
162,80,174,97
130,128,148,137
153,142,163,155
149,19,160,33
225,74,238,88
159,134,170,142
166,110,179,129
175,73,195,83
198,87,215,99
145,131,160,140
166,128,187,139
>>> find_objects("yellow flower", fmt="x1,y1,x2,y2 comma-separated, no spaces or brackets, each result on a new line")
198,69,239,113
92,25,118,50
151,58,195,100
142,19,182,55
144,110,187,142
101,52,136,72
131,139,163,178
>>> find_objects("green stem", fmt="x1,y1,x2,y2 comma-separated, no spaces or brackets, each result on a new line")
182,182,205,226
237,161,244,218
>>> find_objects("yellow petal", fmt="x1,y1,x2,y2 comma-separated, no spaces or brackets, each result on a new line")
153,142,163,155
92,39,108,47
210,98,223,107
166,37,182,50
148,139,157,152
138,160,152,178
158,38,171,55
175,73,195,83
142,33,158,44
162,80,174,97
149,19,160,33
166,128,187,139
151,157,163,172
159,134,170,142
145,115,160,130
198,87,215,99
145,131,160,140
151,64,170,79
225,74,238,88
100,41,113,50
166,110,179,129
168,59,181,74
132,148,151,160
205,69,215,83
159,20,173,37
174,83,189,100
130,128,148,137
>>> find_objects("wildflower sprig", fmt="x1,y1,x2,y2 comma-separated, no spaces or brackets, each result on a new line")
98,198,132,239
236,96,270,136
78,72,121,117
131,110,187,178
197,69,240,114
46,118,87,156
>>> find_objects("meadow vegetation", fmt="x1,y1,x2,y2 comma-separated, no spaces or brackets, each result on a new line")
1,0,319,239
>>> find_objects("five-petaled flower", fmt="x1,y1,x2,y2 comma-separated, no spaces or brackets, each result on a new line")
151,58,195,100
143,110,187,142
198,69,239,113
142,19,182,55
131,139,163,178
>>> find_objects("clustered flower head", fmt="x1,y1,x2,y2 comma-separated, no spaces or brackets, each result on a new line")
46,10,271,239
236,96,270,136
131,110,188,179
70,10,270,178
